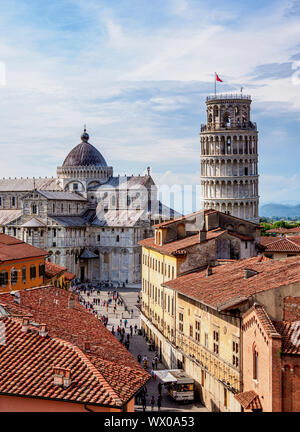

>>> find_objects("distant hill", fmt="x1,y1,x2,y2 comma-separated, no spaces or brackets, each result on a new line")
260,203,300,218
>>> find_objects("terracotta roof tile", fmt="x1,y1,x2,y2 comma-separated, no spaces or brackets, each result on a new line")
243,304,281,337
235,390,262,410
261,236,300,253
0,234,49,263
139,228,226,255
273,321,300,355
45,261,67,279
164,256,300,311
0,286,150,405
152,209,216,228
0,317,126,407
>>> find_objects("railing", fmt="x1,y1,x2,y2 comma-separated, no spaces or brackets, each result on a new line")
201,122,257,132
206,94,251,101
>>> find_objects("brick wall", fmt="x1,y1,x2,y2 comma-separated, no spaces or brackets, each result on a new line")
283,297,300,321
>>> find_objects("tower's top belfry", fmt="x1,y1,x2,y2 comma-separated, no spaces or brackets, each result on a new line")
200,93,259,223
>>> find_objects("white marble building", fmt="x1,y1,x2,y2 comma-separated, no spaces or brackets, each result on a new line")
0,129,179,283
200,94,259,223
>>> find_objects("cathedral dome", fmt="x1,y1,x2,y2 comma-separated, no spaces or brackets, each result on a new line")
62,129,108,168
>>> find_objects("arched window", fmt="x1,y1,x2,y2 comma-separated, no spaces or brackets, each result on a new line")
116,235,120,243
253,347,258,380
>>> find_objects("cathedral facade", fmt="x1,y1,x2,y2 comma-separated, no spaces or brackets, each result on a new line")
0,129,178,283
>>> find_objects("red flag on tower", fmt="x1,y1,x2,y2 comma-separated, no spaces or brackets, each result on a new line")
216,73,223,82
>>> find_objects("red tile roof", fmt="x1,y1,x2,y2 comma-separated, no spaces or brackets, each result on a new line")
164,256,300,311
261,236,300,253
44,261,66,279
273,321,300,355
266,228,300,234
139,228,227,256
0,233,49,263
64,272,76,281
152,209,216,228
243,304,280,337
235,390,262,410
0,286,150,405
0,316,125,407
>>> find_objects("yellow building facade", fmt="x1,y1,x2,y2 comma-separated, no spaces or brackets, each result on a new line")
175,292,241,412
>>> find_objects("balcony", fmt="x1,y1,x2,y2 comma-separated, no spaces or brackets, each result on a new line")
201,121,257,132
206,94,251,101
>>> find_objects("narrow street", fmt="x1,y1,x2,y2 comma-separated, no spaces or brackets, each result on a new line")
78,285,208,412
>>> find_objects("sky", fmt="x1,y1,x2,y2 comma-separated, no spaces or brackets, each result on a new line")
0,0,300,213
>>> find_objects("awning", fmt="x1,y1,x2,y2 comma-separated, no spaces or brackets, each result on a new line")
154,369,180,384
79,249,99,259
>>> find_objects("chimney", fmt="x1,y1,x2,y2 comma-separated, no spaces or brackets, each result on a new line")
200,229,207,243
68,294,75,309
21,317,30,333
85,342,91,352
206,266,213,277
244,268,258,279
53,367,72,388
39,323,48,337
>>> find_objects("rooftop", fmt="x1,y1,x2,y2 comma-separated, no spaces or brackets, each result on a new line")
44,261,67,279
261,236,300,253
0,233,49,263
139,228,227,256
0,316,146,408
206,93,252,101
164,256,300,311
0,286,149,405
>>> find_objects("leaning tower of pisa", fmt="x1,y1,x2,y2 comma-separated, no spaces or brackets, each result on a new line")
200,93,259,223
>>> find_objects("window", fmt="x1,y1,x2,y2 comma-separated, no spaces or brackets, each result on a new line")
224,388,228,408
179,313,184,332
201,370,205,386
53,228,56,237
190,325,193,338
195,321,201,342
73,183,78,190
39,264,45,277
13,227,17,236
61,203,64,212
253,348,258,380
32,204,37,214
245,241,248,249
233,341,239,367
52,203,55,213
12,196,16,207
97,234,100,242
0,197,2,206
22,267,26,283
40,230,44,237
116,235,119,242
11,269,18,284
30,265,36,280
213,330,219,354
0,271,8,286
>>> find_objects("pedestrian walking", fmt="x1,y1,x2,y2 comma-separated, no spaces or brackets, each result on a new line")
157,395,162,411
150,395,155,411
111,326,115,336
130,325,133,337
134,324,137,334
158,382,162,395
124,319,127,328
137,354,142,363
141,395,146,412
154,355,158,370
